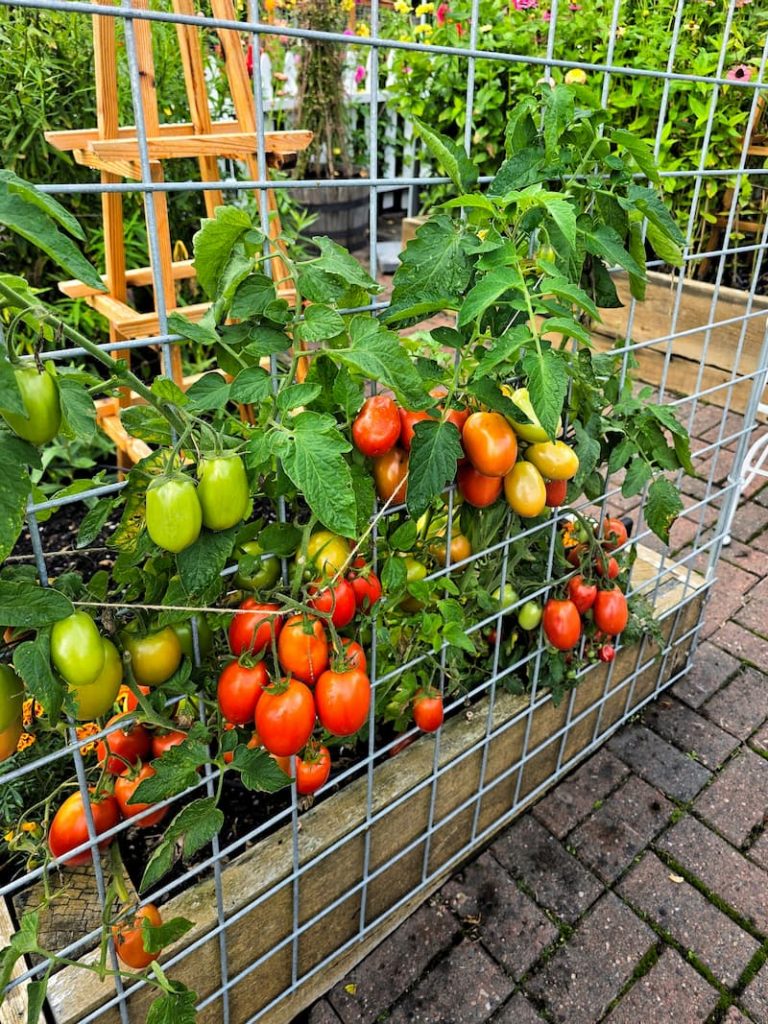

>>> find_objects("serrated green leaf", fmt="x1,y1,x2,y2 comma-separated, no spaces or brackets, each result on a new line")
306,237,382,294
626,185,685,245
622,458,652,497
627,221,647,301
230,366,272,404
151,377,188,406
607,437,637,474
539,195,578,252
522,348,568,440
473,326,531,379
120,405,174,446
230,273,278,319
406,419,464,518
141,797,224,892
441,194,499,215
488,148,548,197
168,309,219,346
645,476,683,543
193,206,252,298
259,522,301,557
543,85,574,161
0,912,39,994
570,421,601,490
332,366,364,421
412,117,478,192
0,583,72,626
0,357,24,416
141,916,194,954
1,171,84,238
381,556,407,594
544,277,600,320
77,498,114,549
185,373,232,411
132,739,210,803
350,460,375,534
335,317,431,410
147,984,198,1024
610,129,661,184
282,420,356,538
443,620,476,654
582,222,645,278
540,316,592,346
231,744,291,791
458,266,523,327
276,383,322,412
0,434,32,562
58,377,96,442
294,304,345,345
14,632,64,720
177,528,237,596
646,221,683,267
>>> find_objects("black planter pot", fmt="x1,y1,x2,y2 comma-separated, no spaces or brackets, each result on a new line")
293,183,370,252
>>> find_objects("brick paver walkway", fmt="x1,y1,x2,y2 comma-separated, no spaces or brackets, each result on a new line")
300,409,768,1024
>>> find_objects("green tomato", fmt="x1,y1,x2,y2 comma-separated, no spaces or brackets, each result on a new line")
172,616,214,660
400,557,428,612
234,539,281,591
506,387,560,444
122,627,182,687
517,600,543,631
492,584,519,611
197,454,250,532
0,664,24,732
0,366,61,446
146,474,202,553
51,611,105,687
69,639,122,721
299,531,351,578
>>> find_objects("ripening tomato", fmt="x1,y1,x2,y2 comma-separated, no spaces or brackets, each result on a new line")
51,611,105,687
197,454,250,531
504,461,547,517
172,616,214,660
542,599,582,651
457,464,502,508
0,664,24,733
151,730,188,759
545,478,568,507
69,639,123,721
0,718,22,762
462,412,518,477
0,365,61,445
48,791,121,867
278,616,329,685
602,517,629,551
347,560,383,612
233,540,281,592
598,643,616,663
315,668,371,736
413,691,444,733
430,387,470,433
255,678,316,756
595,554,620,580
593,588,629,635
122,627,182,688
400,557,428,613
305,530,351,578
398,408,433,452
117,684,151,714
96,714,152,775
113,904,163,970
341,637,368,671
229,600,283,656
506,387,552,444
568,575,597,613
353,395,401,457
217,659,269,725
430,533,472,567
372,447,408,505
295,745,332,795
145,474,202,554
525,441,579,481
114,765,168,828
309,578,357,628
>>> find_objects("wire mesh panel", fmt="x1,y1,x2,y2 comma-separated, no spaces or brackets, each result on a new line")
0,0,766,1021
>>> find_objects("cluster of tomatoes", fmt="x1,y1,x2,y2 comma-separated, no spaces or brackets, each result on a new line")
351,386,580,519
541,517,631,659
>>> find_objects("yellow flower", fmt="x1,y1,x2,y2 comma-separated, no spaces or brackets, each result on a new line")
4,830,14,843
356,21,371,36
413,21,433,33
76,722,100,756
22,699,44,729
16,732,36,753
564,68,587,85
393,0,410,12
398,32,412,40
341,0,354,11
415,2,434,13
21,822,40,834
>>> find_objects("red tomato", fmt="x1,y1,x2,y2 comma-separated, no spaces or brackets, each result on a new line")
278,616,330,685
542,599,582,651
315,668,371,736
430,386,470,432
545,478,568,507
341,637,368,672
602,517,629,551
398,408,433,452
565,542,589,568
228,600,283,657
151,730,188,759
114,765,168,829
457,464,503,508
593,588,629,635
295,746,332,795
413,692,444,733
255,678,316,756
372,447,408,505
113,904,163,970
598,643,616,663
96,715,152,776
462,412,517,477
352,395,401,457
595,555,620,580
309,579,357,629
217,659,269,725
48,791,121,867
567,574,597,613
347,561,383,612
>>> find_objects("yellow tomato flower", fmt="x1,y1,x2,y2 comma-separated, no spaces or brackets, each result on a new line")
4,830,14,843
564,68,587,85
413,21,433,33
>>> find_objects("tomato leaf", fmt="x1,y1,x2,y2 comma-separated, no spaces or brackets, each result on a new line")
57,377,96,442
570,421,602,492
381,556,407,595
0,583,72,626
543,85,574,160
522,348,568,441
582,221,645,279
541,276,600,320
282,415,356,539
231,744,291,792
0,434,33,562
411,117,478,192
406,419,464,518
0,912,40,997
306,236,382,294
177,528,238,596
140,797,224,892
13,632,65,720
120,405,174,446
334,317,432,411
626,184,685,245
132,739,211,803
645,476,683,544
168,309,220,347
276,383,322,412
0,356,25,416
185,372,232,411
146,982,198,1024
141,916,194,954
443,619,476,654
609,129,660,184
259,522,301,557
230,273,279,319
458,266,524,328
488,148,549,197
230,366,273,405
192,206,252,298
622,458,652,498
294,304,345,345
350,460,376,534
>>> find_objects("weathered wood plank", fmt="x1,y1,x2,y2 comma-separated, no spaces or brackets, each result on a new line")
89,131,313,161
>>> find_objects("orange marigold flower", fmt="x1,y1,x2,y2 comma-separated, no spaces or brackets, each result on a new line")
76,722,100,756
22,699,44,729
16,732,36,752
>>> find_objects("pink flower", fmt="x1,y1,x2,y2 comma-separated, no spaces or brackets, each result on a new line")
403,65,413,74
568,2,580,9
513,0,538,9
355,64,367,84
735,0,752,6
542,9,551,18
436,2,449,24
343,27,354,34
727,63,754,82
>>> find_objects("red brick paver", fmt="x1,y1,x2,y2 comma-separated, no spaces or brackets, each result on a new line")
602,949,719,1023
693,749,768,846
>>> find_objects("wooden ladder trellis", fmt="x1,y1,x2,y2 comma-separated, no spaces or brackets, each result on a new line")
44,0,312,463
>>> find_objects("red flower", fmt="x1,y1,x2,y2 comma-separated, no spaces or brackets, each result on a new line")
436,2,449,23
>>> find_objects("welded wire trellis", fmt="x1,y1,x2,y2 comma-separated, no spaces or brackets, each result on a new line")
0,0,767,1020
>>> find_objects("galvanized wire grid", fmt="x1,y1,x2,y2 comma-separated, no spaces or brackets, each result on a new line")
0,0,767,1020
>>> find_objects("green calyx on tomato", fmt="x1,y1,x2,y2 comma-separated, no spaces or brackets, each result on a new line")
122,626,182,687
69,638,123,720
0,364,61,445
145,473,202,554
197,454,250,532
234,539,281,592
0,664,24,732
51,611,105,687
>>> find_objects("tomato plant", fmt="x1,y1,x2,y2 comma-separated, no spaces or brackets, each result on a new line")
51,611,105,687
347,561,383,612
545,479,568,508
122,627,182,688
69,639,123,721
525,441,579,481
462,412,517,477
295,745,332,795
504,461,547,518
197,454,250,531
233,540,281,592
151,730,188,759
602,517,630,551
457,464,502,508
413,691,444,733
309,578,357,628
372,447,408,504
517,600,543,631
568,575,597,614
145,474,202,554
304,530,351,577
96,714,152,775
277,616,330,685
0,365,61,445
593,588,629,636
172,616,214,660
229,600,283,656
341,637,367,671
114,765,168,828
